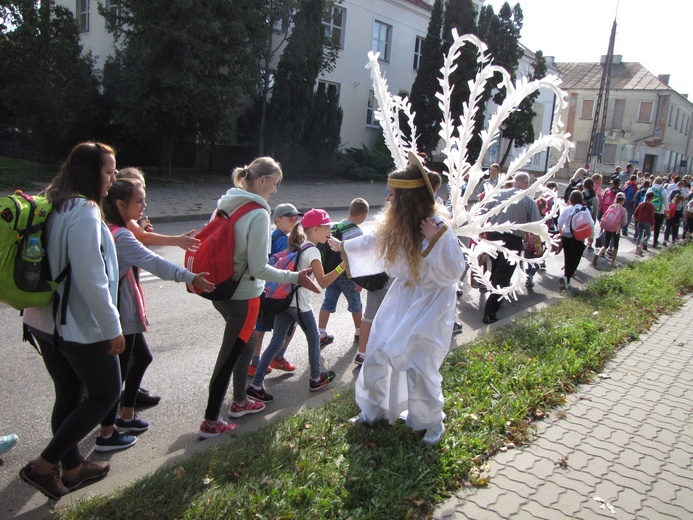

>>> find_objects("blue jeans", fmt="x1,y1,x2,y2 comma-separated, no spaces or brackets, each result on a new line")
635,222,651,247
252,307,322,384
320,273,362,314
623,205,635,235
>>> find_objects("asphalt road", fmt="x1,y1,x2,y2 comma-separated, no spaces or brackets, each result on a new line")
0,212,642,518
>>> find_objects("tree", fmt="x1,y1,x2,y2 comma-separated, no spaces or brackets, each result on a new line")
409,0,444,154
475,2,524,166
441,0,480,159
0,0,102,160
100,1,266,175
499,50,548,166
266,0,340,176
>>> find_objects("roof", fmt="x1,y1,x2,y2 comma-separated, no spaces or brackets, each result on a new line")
556,61,669,91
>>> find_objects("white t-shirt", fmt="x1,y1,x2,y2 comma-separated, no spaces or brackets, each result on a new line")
293,240,321,311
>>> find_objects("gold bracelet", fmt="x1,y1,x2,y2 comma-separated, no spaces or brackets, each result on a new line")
335,265,344,274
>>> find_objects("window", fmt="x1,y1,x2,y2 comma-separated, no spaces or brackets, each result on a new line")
77,0,90,33
366,90,379,127
323,6,345,48
611,99,625,130
675,108,681,131
668,105,673,126
372,21,392,62
579,99,594,120
637,101,654,123
317,81,340,104
413,36,424,70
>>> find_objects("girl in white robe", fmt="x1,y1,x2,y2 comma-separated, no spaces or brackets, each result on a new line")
332,153,466,445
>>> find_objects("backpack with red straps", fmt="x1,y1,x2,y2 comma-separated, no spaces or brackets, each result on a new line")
185,202,262,300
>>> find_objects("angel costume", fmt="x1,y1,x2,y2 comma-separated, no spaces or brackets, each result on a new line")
341,219,465,431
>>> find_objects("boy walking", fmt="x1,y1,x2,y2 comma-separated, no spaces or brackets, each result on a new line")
318,199,369,346
634,192,655,255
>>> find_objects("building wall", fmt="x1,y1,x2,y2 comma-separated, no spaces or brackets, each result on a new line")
562,88,693,175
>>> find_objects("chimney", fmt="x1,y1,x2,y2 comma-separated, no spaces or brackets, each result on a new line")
658,74,670,85
600,55,622,65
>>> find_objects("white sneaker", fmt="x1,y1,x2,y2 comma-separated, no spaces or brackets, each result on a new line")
423,423,445,445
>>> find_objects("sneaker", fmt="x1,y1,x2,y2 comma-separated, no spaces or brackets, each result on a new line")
662,241,668,247
228,400,266,418
246,385,274,403
0,433,18,455
319,334,334,347
586,246,594,252
61,459,110,491
269,357,296,372
198,418,239,439
19,462,67,500
135,388,161,407
423,423,446,445
559,276,567,291
482,314,498,324
248,364,272,377
115,414,149,434
592,254,599,267
643,245,649,251
354,353,365,365
348,414,366,425
309,371,336,392
452,322,463,335
354,333,360,343
525,277,535,288
94,431,137,452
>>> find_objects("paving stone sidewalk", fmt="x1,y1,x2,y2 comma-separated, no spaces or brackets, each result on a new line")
434,297,693,520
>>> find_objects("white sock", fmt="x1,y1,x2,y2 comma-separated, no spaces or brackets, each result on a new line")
354,328,360,336
319,328,326,338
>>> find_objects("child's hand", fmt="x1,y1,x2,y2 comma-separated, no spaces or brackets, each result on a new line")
298,268,321,293
420,217,439,240
328,237,341,252
178,230,201,251
193,272,215,293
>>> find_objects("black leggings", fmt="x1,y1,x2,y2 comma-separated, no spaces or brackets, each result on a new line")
483,232,523,317
653,213,665,244
121,333,154,408
562,236,586,283
37,336,121,468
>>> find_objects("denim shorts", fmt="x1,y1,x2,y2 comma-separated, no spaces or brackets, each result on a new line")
320,273,363,313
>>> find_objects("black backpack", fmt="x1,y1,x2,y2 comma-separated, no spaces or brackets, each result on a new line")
317,222,358,273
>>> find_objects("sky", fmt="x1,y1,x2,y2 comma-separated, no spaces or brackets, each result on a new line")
483,0,693,97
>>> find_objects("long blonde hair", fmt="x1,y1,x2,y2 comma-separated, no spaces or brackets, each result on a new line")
376,166,445,284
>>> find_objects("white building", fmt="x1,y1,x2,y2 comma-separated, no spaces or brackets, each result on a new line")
57,0,565,173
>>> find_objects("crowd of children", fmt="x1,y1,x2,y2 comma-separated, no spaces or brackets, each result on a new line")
10,142,693,501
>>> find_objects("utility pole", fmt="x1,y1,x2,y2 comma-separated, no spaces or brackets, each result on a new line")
586,18,617,170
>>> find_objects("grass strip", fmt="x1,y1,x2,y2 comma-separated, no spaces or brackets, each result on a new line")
59,243,693,520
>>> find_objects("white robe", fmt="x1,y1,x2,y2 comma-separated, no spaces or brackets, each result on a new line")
342,223,466,430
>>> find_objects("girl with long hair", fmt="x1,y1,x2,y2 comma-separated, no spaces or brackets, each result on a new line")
330,153,466,445
21,142,124,499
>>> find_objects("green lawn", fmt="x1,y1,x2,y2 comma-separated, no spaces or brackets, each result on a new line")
59,243,693,519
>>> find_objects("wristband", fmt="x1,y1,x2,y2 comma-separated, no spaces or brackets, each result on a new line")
335,265,344,275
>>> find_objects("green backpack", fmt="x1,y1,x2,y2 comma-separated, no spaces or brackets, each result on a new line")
0,191,70,311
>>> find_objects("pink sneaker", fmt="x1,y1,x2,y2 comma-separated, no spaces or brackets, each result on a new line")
198,419,239,439
269,357,296,371
228,400,266,418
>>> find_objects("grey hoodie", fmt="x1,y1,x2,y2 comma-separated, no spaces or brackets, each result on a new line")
216,188,298,300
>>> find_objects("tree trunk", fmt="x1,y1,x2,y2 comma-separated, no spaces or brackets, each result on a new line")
158,135,174,177
500,137,514,168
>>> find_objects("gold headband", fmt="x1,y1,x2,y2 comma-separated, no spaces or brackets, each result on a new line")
387,178,425,189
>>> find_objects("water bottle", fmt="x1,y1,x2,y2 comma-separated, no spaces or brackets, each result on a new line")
20,237,43,291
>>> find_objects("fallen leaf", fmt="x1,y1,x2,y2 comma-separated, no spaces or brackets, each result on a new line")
202,477,212,485
598,373,611,379
592,496,616,514
173,466,185,479
555,455,569,468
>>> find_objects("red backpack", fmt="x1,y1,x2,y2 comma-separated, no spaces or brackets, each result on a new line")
569,206,593,241
185,202,262,300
